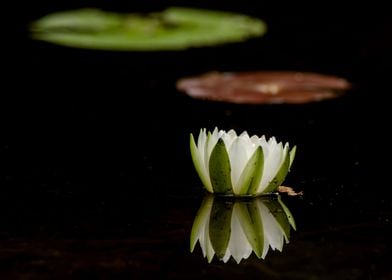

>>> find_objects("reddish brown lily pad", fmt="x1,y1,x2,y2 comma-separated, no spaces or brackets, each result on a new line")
177,71,350,104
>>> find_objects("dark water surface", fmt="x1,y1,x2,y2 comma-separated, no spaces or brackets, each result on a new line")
2,1,391,279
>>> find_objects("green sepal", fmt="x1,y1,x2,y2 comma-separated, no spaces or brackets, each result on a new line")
289,146,297,169
190,133,212,192
209,138,233,194
243,146,264,195
263,147,290,194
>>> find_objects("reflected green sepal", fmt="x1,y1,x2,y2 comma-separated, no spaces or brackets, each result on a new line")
278,195,296,231
236,201,264,258
209,199,233,259
264,198,291,242
190,195,214,252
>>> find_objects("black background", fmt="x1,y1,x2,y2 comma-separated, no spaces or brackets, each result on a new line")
1,1,392,279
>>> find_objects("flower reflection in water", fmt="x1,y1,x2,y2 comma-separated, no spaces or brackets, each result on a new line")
190,195,296,263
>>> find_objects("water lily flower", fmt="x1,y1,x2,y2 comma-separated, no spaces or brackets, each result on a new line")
190,128,296,196
190,195,296,263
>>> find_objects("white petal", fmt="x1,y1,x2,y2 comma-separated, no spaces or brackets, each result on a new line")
207,128,220,160
197,129,207,166
239,131,250,139
196,129,213,189
192,131,212,191
250,135,259,145
258,136,270,158
240,132,258,156
268,136,277,145
258,142,283,193
227,129,238,141
229,138,251,193
222,251,231,263
197,128,205,148
222,130,237,150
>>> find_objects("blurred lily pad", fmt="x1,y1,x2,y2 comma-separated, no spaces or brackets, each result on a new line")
31,7,266,51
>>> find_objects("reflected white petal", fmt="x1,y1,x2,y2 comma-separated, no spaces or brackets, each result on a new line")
228,205,253,263
205,216,215,262
258,201,284,252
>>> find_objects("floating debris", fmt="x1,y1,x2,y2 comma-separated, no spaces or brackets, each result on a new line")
278,186,303,196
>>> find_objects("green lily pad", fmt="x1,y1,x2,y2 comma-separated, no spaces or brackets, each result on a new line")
31,7,267,51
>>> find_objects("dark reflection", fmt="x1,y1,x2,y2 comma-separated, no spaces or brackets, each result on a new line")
190,195,296,263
